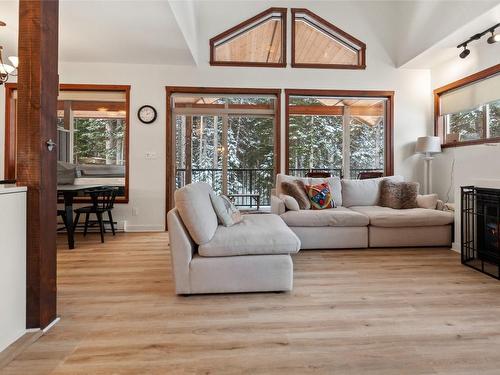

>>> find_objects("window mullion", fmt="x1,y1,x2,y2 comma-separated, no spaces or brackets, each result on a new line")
485,104,490,139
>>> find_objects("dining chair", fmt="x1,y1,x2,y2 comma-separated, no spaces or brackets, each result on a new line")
73,187,118,243
357,171,384,180
305,170,332,178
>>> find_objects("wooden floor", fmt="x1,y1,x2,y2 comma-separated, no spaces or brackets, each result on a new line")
3,233,500,374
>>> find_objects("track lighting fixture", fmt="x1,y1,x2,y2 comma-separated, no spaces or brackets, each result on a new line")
457,23,500,59
459,44,470,59
487,29,500,44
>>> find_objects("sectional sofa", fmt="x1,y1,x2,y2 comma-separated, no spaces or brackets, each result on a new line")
167,176,453,295
271,174,454,249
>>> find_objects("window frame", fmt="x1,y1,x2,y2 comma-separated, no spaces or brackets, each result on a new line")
4,83,131,203
284,89,394,176
291,8,367,70
209,7,287,68
434,64,500,148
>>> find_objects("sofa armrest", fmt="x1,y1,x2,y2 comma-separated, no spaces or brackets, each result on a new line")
167,208,195,294
271,194,285,215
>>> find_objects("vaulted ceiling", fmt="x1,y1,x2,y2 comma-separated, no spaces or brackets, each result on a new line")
0,0,498,68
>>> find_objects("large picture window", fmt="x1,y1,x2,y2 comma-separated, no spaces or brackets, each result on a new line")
4,84,130,201
167,87,281,214
434,64,500,147
286,89,393,178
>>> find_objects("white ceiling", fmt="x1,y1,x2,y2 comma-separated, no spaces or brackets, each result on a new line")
0,0,498,68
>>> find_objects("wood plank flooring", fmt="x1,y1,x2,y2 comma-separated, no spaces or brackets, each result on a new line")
3,233,500,374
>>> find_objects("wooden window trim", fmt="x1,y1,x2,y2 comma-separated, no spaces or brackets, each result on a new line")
209,7,287,68
165,86,282,228
434,64,500,149
291,8,367,70
4,83,131,203
284,88,394,176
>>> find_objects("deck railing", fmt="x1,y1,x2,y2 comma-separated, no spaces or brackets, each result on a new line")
176,167,384,208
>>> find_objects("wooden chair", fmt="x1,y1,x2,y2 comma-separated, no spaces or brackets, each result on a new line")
305,170,332,178
57,192,70,232
357,171,384,180
73,187,117,243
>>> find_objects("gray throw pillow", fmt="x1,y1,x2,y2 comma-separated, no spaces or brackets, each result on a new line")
209,192,243,227
281,181,310,210
57,161,76,185
379,180,419,209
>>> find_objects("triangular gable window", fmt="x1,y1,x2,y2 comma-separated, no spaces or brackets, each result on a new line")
210,8,286,67
291,9,366,69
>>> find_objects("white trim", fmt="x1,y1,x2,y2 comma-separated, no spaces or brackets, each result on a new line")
42,317,60,333
124,224,165,232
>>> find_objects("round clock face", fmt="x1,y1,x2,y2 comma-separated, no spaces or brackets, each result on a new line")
138,105,157,124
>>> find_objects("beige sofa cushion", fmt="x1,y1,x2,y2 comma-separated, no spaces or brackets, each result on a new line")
280,207,369,227
349,205,454,227
276,174,342,207
198,214,301,257
341,175,404,207
174,182,218,245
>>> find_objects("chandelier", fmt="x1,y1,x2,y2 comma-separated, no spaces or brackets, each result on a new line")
0,21,18,85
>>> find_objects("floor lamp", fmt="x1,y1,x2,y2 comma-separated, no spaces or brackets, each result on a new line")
415,136,442,194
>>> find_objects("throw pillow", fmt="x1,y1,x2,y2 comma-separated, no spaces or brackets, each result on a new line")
279,194,300,211
281,181,311,210
209,192,243,227
379,180,419,209
305,182,335,210
417,194,438,209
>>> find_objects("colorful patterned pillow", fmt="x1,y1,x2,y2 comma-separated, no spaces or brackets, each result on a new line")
305,182,335,210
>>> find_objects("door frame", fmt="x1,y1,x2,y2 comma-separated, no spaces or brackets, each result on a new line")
165,86,282,229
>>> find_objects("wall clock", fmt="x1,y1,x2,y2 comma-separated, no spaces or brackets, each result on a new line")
137,105,157,124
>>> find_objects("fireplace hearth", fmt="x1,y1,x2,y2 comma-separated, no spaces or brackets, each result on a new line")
461,186,500,279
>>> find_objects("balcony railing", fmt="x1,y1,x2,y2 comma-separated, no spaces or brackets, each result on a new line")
176,168,274,207
176,167,384,208
289,168,383,179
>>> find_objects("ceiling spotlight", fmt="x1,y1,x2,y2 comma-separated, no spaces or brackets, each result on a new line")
459,44,470,59
487,29,500,44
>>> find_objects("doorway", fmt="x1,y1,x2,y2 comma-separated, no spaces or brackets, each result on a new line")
166,87,281,217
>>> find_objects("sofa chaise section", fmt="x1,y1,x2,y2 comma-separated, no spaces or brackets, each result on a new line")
168,182,300,295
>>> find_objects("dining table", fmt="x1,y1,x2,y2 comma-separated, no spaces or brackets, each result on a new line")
57,184,105,249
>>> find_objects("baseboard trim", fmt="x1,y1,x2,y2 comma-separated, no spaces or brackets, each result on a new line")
124,224,164,232
0,330,43,369
43,317,60,333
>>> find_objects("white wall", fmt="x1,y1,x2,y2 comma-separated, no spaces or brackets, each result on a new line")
431,41,500,204
430,41,500,251
0,2,433,231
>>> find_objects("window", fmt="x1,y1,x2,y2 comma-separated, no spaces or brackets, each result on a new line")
435,65,500,147
167,87,281,212
291,9,366,69
209,8,286,67
4,84,130,202
286,90,393,178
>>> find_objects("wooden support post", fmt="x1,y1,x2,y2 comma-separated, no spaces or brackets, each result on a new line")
17,0,59,329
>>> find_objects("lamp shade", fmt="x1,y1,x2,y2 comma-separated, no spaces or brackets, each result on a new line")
415,136,441,154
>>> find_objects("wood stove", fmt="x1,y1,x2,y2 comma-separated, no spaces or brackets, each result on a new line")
461,186,500,279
